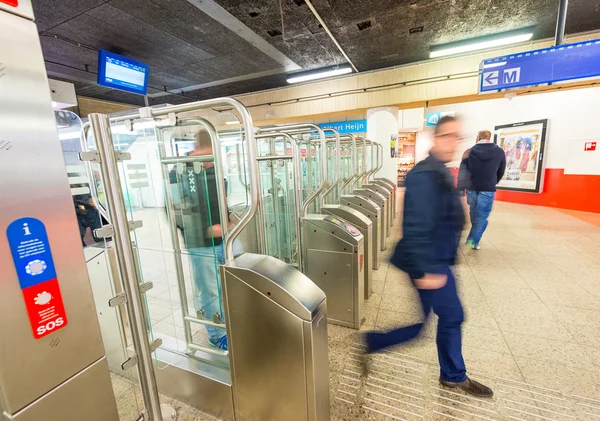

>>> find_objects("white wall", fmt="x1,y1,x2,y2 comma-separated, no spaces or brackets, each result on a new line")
367,106,399,182
425,86,600,173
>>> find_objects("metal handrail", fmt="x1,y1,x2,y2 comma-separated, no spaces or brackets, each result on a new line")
258,124,326,218
88,113,164,421
255,133,302,266
320,128,341,206
354,135,368,187
80,122,110,223
337,134,357,195
155,118,230,358
106,98,258,263
364,139,378,181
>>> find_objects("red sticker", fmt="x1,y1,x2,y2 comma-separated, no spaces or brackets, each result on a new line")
0,0,19,7
21,278,68,339
584,141,597,151
7,218,67,340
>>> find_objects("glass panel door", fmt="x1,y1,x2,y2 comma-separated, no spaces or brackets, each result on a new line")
58,110,143,420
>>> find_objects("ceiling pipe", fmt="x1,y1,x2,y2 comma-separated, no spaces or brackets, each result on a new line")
555,0,568,45
304,0,359,73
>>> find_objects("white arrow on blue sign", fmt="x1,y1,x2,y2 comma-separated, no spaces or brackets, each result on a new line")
482,71,499,87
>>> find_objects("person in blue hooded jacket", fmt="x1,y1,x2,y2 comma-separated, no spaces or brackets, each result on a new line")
364,116,493,398
463,130,506,250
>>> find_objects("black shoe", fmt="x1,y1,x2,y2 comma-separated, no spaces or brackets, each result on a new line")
439,377,494,398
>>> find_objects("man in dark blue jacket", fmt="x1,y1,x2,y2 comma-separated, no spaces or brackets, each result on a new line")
464,130,506,249
364,116,493,398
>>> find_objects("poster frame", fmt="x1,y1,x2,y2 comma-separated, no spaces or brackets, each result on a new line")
493,119,548,193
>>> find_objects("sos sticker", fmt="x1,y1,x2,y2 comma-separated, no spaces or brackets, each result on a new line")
6,218,68,339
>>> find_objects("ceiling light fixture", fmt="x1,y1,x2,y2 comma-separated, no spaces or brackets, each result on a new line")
286,65,353,84
430,28,534,58
225,121,240,125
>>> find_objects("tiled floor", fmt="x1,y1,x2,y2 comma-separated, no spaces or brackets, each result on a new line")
330,198,600,421
110,198,600,420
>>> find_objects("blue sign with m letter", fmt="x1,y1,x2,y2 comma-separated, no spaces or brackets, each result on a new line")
480,38,600,92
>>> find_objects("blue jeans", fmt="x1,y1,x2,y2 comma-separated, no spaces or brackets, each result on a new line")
466,191,495,246
366,267,467,382
189,244,226,343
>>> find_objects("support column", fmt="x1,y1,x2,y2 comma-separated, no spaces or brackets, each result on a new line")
367,106,399,182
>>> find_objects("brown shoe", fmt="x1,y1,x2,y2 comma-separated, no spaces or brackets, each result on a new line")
439,377,493,398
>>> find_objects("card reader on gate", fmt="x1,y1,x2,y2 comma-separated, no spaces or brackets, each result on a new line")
324,214,361,237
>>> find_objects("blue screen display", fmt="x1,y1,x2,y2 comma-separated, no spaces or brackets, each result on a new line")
97,50,149,95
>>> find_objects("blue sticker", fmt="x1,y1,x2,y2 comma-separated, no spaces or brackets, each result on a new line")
6,217,57,289
426,112,441,127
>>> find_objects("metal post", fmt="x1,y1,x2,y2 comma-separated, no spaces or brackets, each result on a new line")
155,128,195,355
320,129,341,207
88,113,164,421
555,0,568,46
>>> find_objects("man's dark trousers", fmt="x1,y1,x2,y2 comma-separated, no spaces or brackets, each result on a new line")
366,266,467,383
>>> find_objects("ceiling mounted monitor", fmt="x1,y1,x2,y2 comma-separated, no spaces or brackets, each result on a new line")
430,28,534,59
97,50,150,95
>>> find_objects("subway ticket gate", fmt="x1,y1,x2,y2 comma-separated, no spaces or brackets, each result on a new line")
0,3,119,420
302,214,365,329
321,204,373,300
340,195,381,271
354,188,388,250
222,253,329,421
372,179,397,223
364,182,393,234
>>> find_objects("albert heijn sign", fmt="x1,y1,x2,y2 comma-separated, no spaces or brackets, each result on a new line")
480,38,600,92
318,119,367,135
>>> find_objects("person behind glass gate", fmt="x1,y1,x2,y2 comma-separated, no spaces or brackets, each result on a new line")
364,116,493,398
170,130,230,351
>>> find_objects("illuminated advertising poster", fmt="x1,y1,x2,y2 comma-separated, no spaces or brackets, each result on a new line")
493,119,548,193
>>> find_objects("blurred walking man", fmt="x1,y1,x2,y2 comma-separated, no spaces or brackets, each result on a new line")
364,116,493,398
464,130,506,250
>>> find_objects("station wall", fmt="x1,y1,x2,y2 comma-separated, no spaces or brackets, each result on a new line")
424,86,600,213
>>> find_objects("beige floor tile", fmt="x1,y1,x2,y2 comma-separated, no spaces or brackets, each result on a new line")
463,346,524,381
515,356,600,399
365,292,382,308
379,293,423,316
563,322,600,348
504,332,597,371
494,311,574,341
551,305,600,328
462,324,509,354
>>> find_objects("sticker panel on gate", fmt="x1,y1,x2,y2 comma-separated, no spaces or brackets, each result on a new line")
6,217,68,339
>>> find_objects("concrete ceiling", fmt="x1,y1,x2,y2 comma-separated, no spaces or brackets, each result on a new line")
33,0,600,107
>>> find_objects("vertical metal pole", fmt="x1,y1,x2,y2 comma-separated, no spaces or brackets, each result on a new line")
155,128,195,354
555,0,568,46
89,113,163,421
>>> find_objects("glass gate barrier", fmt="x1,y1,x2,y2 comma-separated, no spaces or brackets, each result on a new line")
102,116,237,366
56,110,143,420
256,134,300,265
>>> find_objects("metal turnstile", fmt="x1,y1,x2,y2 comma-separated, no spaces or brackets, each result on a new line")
0,3,119,420
222,253,329,421
364,182,393,235
322,204,373,300
340,195,381,270
354,188,388,250
302,214,365,329
372,179,397,223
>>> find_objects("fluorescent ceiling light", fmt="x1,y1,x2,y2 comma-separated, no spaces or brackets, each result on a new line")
287,65,352,84
225,121,240,125
430,29,533,58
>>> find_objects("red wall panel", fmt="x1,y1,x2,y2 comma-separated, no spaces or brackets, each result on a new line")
495,169,600,213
